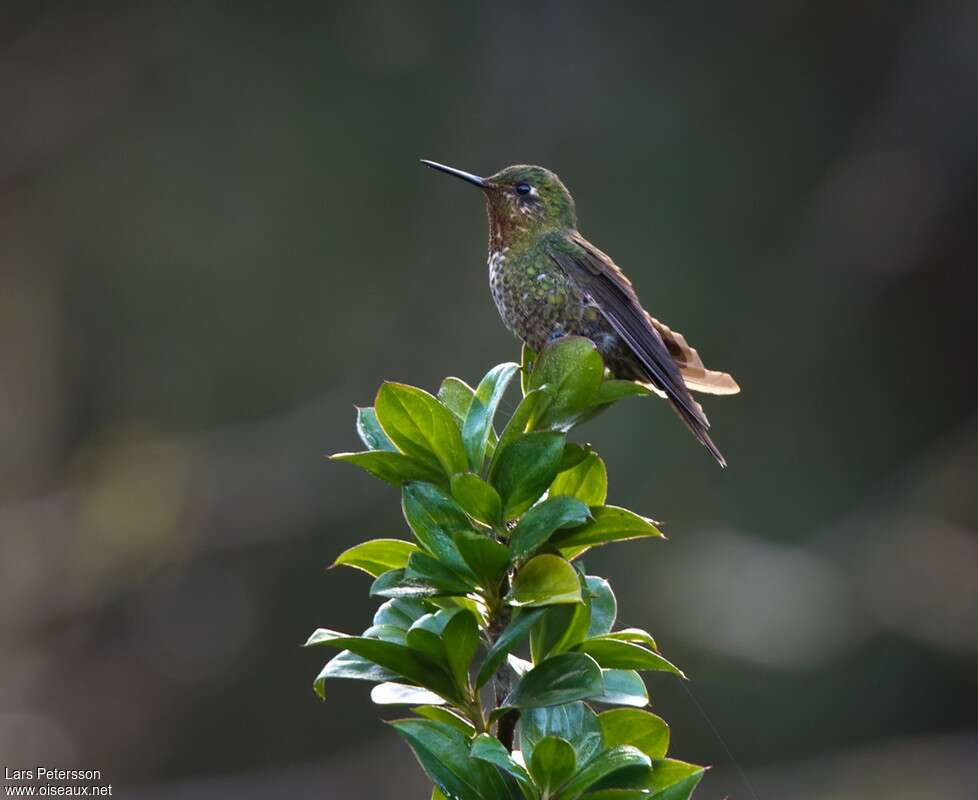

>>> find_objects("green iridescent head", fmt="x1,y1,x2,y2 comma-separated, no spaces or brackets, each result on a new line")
421,160,577,243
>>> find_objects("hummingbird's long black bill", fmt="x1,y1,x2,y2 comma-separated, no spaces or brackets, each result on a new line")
420,159,486,188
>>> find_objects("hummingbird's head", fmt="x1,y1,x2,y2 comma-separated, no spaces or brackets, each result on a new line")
421,160,577,247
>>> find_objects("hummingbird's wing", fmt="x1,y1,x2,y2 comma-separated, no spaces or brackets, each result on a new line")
547,232,729,466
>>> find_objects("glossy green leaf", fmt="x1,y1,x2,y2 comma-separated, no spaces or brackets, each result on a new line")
591,628,658,651
454,531,511,592
594,670,649,707
313,651,399,699
520,342,538,396
409,608,463,637
438,377,477,424
557,442,591,472
585,576,617,637
551,506,663,550
476,608,545,688
529,736,576,795
509,555,582,607
373,597,430,629
390,719,515,800
647,759,707,799
599,709,670,760
508,652,603,708
442,609,480,692
405,552,474,596
491,431,566,519
469,733,534,788
376,382,468,476
519,701,603,768
556,745,651,799
370,568,439,599
526,337,605,430
305,628,458,700
462,362,519,472
355,406,397,451
489,387,550,476
550,453,608,506
576,640,685,678
405,625,449,667
412,705,476,737
591,379,653,405
509,496,590,559
402,482,475,576
371,682,444,705
529,598,590,662
363,623,408,644
331,451,445,486
450,472,503,526
332,538,420,577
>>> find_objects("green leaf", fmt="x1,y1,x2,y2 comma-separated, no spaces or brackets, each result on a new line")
406,625,449,667
469,733,534,788
591,628,658,651
409,608,463,636
520,342,538,396
462,362,519,472
599,709,670,760
519,701,604,768
442,609,480,692
491,431,566,520
508,652,603,708
550,453,608,507
594,670,649,708
402,482,475,576
405,552,474,596
576,640,685,678
376,382,468,476
371,682,444,705
556,745,651,799
313,651,399,699
373,597,430,629
585,576,617,637
510,496,590,559
363,623,408,644
551,506,663,550
529,736,576,795
370,568,439,599
489,386,550,477
557,442,592,472
509,555,582,607
412,705,476,737
529,599,590,662
332,538,420,577
391,719,515,800
454,531,511,593
305,629,458,700
355,406,397,451
475,608,545,688
331,451,445,486
438,377,476,424
591,379,653,405
450,472,503,526
526,336,605,430
647,759,707,799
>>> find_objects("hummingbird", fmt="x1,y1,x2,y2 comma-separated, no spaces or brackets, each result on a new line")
421,160,740,467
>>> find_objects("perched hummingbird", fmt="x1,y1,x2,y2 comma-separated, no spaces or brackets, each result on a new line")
421,160,740,467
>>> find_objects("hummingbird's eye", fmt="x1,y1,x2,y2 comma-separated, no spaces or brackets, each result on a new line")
515,181,531,196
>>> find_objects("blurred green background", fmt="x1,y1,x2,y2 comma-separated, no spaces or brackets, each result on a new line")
2,2,977,798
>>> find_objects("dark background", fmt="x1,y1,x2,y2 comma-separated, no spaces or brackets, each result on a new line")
2,2,977,798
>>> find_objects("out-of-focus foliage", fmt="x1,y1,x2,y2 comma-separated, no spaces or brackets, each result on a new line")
312,339,701,799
